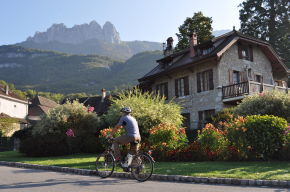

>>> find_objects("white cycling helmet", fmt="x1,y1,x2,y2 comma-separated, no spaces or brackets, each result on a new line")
120,107,132,113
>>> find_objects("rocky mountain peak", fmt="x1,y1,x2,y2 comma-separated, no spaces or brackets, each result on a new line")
103,21,120,44
26,21,121,44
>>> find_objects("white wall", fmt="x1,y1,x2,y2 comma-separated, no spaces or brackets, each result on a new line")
0,96,28,119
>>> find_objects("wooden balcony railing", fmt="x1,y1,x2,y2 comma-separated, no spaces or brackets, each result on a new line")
222,81,249,99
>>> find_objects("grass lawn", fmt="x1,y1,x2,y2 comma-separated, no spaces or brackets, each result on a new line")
1,151,289,180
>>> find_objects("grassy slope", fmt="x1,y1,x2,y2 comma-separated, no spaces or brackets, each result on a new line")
1,151,289,180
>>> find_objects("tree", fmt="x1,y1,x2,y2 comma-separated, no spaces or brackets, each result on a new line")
175,12,214,51
239,0,290,67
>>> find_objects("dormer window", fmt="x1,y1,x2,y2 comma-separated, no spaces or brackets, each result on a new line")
238,43,253,61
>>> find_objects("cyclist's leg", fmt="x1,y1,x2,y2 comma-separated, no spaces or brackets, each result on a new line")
129,137,141,155
113,135,134,160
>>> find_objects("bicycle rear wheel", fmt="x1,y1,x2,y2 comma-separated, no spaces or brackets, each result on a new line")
131,153,154,182
95,152,115,178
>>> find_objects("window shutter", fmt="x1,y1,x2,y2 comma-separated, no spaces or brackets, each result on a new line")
197,72,201,92
209,70,214,90
228,69,233,84
175,79,179,97
238,43,242,59
184,76,189,95
164,83,168,99
249,45,253,61
202,72,206,91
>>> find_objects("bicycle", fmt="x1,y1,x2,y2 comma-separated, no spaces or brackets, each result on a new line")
95,138,154,182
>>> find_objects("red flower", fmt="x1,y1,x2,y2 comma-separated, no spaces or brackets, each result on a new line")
88,106,94,112
66,128,75,137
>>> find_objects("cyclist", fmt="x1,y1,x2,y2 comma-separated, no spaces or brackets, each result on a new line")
108,107,141,167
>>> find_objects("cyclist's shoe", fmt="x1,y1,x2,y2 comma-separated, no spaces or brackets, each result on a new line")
122,167,131,172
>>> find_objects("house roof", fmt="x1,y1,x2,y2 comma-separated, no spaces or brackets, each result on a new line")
138,30,289,82
78,95,112,115
28,96,58,116
0,84,27,102
32,96,58,108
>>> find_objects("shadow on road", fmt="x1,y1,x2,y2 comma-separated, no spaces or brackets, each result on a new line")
0,177,137,189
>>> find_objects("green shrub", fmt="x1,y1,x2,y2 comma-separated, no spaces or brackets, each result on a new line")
20,100,102,156
0,117,17,136
148,123,187,151
197,123,228,160
234,91,290,121
20,134,70,157
222,116,249,159
103,88,183,141
33,100,99,136
243,115,288,159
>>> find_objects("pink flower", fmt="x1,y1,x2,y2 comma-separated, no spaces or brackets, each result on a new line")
88,106,94,112
66,128,75,137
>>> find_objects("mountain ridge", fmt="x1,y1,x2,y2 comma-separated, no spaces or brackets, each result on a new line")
17,20,162,60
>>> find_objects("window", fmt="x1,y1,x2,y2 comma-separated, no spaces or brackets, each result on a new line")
247,68,252,80
198,109,215,129
233,71,240,84
238,43,253,61
156,82,168,99
175,76,189,97
197,69,214,92
255,74,262,83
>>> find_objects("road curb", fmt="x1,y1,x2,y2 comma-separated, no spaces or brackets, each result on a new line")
1,161,289,188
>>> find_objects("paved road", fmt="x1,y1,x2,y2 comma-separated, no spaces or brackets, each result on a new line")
0,166,289,192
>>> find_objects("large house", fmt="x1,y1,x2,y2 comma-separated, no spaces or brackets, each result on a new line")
0,85,28,136
138,30,290,130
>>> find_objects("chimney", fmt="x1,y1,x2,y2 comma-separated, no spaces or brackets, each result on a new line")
101,88,106,102
163,37,174,56
5,85,9,95
189,32,198,57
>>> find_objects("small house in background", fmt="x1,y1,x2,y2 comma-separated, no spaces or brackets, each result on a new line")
78,88,112,116
27,96,58,125
0,85,28,136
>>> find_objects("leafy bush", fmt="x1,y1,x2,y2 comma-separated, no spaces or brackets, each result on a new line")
211,108,236,130
33,100,99,136
148,123,187,151
234,91,290,121
103,88,183,141
0,117,17,136
20,134,70,156
12,128,32,139
222,116,249,159
20,100,102,156
242,115,288,159
197,123,228,160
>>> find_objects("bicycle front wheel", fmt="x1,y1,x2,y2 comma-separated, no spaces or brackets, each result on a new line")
131,153,154,182
95,152,115,178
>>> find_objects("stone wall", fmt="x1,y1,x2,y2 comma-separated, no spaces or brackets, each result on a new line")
218,44,274,86
152,61,221,129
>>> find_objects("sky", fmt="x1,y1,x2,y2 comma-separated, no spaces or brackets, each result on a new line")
0,0,244,45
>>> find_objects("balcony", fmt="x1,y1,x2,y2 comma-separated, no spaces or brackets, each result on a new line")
222,81,289,103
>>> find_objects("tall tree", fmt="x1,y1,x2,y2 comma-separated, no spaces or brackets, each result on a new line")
239,0,290,67
175,12,214,51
